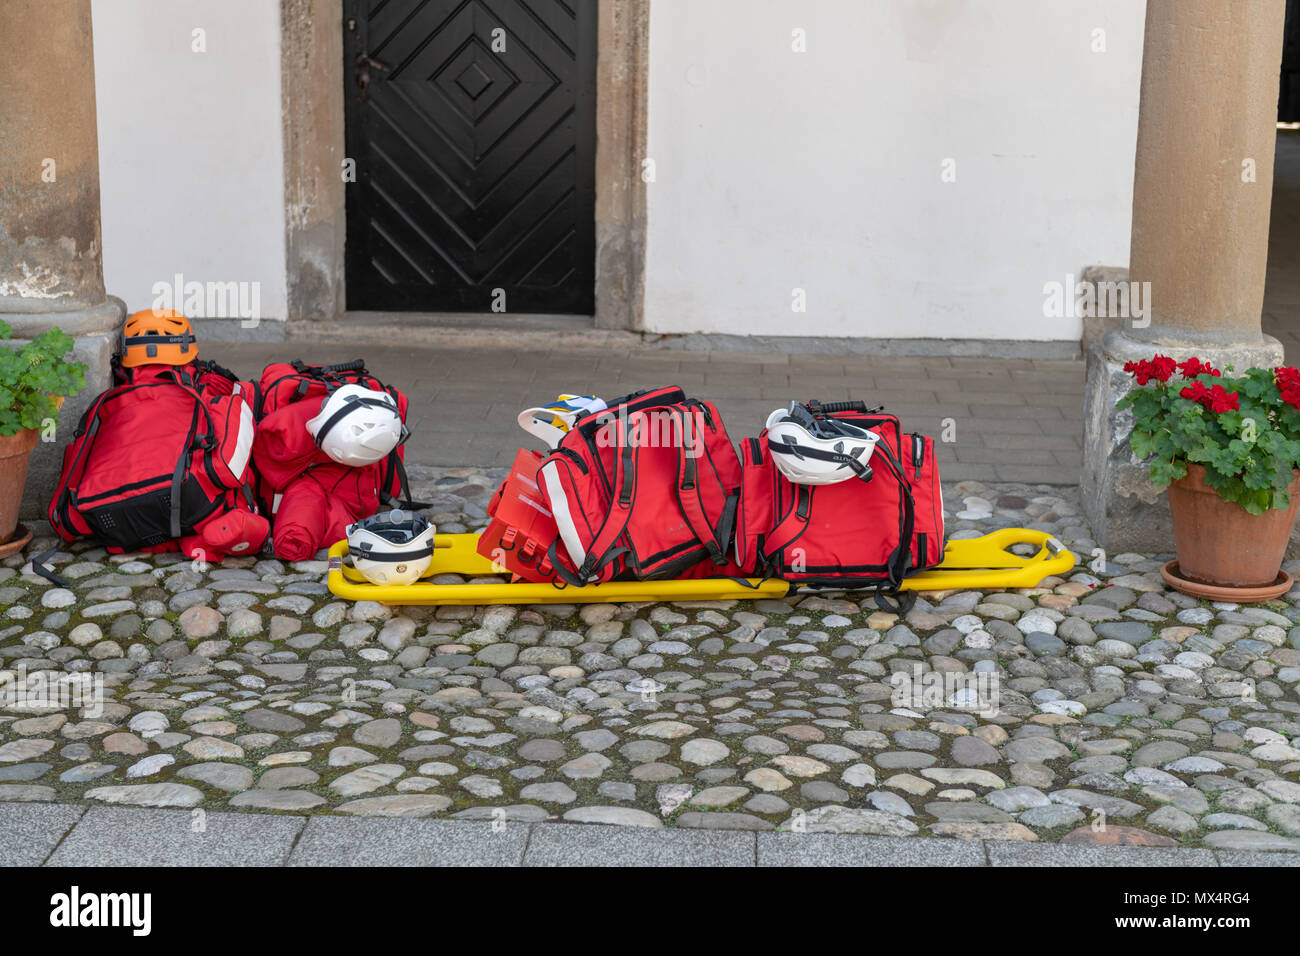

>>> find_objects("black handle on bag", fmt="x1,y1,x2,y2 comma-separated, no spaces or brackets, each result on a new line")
324,359,367,373
809,400,870,414
199,359,241,382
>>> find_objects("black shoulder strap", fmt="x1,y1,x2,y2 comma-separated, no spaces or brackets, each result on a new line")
28,549,71,588
161,368,219,539
382,451,431,510
871,442,916,590
875,587,917,615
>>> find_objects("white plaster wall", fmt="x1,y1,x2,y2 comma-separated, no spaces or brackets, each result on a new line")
644,0,1146,340
92,0,287,321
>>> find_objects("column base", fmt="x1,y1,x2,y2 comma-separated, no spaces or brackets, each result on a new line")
2,297,124,522
1081,329,1286,553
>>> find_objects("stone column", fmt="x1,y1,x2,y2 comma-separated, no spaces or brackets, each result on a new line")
1082,0,1288,552
282,0,346,326
0,0,123,520
593,0,649,331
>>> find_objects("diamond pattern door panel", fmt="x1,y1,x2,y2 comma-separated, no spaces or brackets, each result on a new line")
343,0,596,313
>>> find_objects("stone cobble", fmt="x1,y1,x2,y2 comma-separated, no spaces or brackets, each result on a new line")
1,466,1298,850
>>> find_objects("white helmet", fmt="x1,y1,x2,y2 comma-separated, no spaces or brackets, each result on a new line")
346,510,436,586
517,394,607,448
306,384,407,466
764,403,880,485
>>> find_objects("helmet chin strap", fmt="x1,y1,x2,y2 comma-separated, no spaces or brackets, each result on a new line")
769,437,875,481
350,540,435,562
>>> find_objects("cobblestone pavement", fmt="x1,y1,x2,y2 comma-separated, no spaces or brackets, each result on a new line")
2,467,1299,853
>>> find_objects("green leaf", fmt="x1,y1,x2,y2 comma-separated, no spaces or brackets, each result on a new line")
0,324,87,437
1149,458,1178,486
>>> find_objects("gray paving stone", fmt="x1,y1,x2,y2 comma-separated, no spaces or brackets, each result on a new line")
45,808,304,866
524,822,755,867
213,340,1082,480
986,841,1218,867
1202,830,1300,852
757,833,987,867
289,817,528,866
1213,850,1300,866
0,802,85,867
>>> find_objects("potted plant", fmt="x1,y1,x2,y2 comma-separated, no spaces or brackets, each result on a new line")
0,321,87,557
1118,354,1300,599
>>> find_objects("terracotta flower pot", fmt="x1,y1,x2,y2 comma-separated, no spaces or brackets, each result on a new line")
1166,463,1300,588
0,428,38,544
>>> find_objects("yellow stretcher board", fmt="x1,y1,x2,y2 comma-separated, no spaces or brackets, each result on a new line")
326,528,1075,606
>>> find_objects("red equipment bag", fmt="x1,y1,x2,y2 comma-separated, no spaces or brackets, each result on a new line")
735,400,945,609
252,400,332,491
250,358,415,508
536,386,744,585
271,462,383,562
111,354,242,394
49,362,259,552
478,448,563,583
252,359,405,418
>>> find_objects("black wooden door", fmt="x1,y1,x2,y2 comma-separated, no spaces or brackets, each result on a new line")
343,0,596,313
1283,0,1300,122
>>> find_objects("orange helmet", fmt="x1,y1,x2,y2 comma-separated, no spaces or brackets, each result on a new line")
120,309,198,368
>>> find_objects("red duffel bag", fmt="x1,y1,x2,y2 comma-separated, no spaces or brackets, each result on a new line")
734,400,945,609
250,358,414,507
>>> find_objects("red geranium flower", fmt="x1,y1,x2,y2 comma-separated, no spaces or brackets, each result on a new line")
1177,357,1220,378
1123,355,1177,385
1180,380,1239,413
1206,386,1239,413
1276,367,1300,409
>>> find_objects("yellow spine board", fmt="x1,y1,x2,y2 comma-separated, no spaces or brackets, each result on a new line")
326,529,1075,606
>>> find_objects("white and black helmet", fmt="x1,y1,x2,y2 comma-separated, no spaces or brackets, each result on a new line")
764,403,880,485
346,510,436,586
306,384,408,467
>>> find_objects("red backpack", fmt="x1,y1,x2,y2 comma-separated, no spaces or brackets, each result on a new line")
533,386,744,585
735,400,945,609
49,362,257,551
